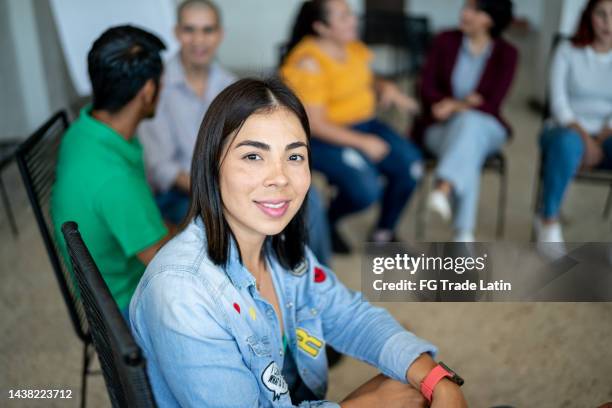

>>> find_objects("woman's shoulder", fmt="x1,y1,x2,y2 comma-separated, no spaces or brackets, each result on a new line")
433,29,463,46
553,38,583,58
284,36,327,66
345,40,372,61
140,220,227,293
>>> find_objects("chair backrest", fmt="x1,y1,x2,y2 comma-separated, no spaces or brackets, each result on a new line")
15,111,89,343
361,12,431,74
61,221,156,408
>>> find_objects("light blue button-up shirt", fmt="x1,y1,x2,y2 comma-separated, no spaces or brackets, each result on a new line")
451,36,493,101
138,53,236,193
130,218,437,407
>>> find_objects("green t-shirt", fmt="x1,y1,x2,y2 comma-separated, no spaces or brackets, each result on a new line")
51,107,167,310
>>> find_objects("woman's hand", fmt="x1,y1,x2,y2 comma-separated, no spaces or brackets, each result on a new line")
373,378,427,408
465,93,483,108
430,380,468,408
341,375,426,408
355,134,390,163
432,98,465,121
570,122,604,169
583,136,604,169
596,127,612,143
378,80,420,114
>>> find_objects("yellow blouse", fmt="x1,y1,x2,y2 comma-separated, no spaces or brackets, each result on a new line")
280,36,375,126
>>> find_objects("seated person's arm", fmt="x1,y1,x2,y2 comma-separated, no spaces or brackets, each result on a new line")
132,273,261,407
96,175,170,265
139,112,187,193
173,171,191,193
373,77,419,113
136,232,173,265
309,255,466,406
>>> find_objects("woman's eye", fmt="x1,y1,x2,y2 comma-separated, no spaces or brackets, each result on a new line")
243,153,262,161
289,154,305,161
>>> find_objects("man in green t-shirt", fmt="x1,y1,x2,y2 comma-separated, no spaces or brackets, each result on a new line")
52,26,171,319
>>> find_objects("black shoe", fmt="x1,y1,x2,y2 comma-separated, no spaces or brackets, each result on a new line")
331,227,351,254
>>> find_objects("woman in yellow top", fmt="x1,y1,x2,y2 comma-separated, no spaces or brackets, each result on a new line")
280,0,423,253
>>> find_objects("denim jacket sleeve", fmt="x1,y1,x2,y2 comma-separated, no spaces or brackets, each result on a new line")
132,267,341,408
305,249,438,384
132,270,262,407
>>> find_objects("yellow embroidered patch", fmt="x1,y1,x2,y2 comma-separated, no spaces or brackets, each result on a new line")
249,307,257,321
296,328,323,357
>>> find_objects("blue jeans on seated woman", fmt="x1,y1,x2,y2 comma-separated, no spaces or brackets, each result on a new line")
310,119,423,231
425,110,507,235
539,125,612,219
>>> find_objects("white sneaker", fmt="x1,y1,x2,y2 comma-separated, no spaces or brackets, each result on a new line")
427,190,452,222
454,231,475,242
535,218,567,259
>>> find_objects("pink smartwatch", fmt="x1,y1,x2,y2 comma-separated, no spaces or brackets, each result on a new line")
420,361,464,403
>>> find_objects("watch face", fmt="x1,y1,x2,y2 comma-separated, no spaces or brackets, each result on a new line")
439,361,465,386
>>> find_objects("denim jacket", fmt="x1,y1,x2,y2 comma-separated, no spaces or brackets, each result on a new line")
130,218,437,407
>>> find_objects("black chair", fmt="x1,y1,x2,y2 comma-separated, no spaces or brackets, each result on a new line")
15,111,96,407
62,221,156,408
531,34,612,239
361,11,432,78
415,150,508,240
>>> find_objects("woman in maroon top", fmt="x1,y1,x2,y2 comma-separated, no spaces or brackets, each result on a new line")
415,0,518,241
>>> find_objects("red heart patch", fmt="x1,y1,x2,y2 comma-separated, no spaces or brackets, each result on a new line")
233,303,241,313
314,267,326,283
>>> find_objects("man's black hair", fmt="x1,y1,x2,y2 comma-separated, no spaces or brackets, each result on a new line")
88,25,166,112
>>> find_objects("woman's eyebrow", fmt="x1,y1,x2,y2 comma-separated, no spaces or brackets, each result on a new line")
286,141,308,150
235,140,270,150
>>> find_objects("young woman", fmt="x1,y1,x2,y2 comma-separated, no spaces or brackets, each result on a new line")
415,0,517,242
536,0,612,254
280,0,423,253
129,78,467,407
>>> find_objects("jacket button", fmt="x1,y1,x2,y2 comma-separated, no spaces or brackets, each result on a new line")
286,302,293,309
310,308,317,316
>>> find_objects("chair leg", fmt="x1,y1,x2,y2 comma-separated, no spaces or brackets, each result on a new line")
603,185,612,219
531,162,543,242
415,179,428,241
496,167,508,239
0,175,18,237
80,342,94,408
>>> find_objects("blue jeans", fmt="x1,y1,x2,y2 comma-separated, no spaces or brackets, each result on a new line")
155,187,332,266
425,110,507,234
306,188,331,266
155,188,190,225
311,119,423,231
539,126,612,218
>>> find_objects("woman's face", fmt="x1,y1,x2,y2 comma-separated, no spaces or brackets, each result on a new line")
592,0,612,46
219,108,311,242
460,0,493,36
316,0,358,44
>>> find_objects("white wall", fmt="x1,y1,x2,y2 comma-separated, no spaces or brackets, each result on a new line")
408,0,545,31
215,0,363,72
1,0,50,140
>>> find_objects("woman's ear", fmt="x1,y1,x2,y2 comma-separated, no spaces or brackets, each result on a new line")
312,20,327,37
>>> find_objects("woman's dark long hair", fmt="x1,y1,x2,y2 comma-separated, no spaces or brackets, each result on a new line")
280,0,330,66
572,0,605,47
184,77,311,270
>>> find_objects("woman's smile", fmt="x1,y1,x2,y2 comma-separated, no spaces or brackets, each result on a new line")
254,199,292,218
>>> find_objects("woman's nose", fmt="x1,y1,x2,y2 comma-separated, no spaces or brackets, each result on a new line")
263,161,289,187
